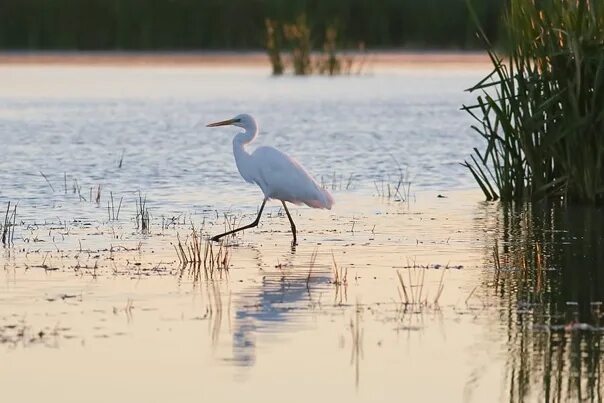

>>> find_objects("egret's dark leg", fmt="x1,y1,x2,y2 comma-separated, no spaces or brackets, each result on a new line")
211,199,267,242
281,201,297,245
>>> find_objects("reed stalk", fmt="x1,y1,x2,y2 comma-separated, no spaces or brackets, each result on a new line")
463,0,604,205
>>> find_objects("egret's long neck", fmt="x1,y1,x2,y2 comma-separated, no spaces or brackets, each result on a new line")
232,124,259,183
237,121,258,145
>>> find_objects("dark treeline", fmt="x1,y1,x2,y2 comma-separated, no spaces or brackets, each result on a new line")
0,0,504,50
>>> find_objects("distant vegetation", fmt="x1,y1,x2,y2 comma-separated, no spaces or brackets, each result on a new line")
265,15,364,76
464,0,604,205
0,0,503,50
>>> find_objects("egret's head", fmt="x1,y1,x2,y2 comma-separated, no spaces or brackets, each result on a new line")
206,113,256,130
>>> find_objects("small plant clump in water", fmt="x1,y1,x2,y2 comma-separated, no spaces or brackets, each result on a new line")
283,15,313,75
265,15,365,76
396,266,445,308
463,0,604,205
372,156,412,202
265,19,284,76
1,202,17,247
135,193,150,232
320,25,341,76
107,191,123,221
173,225,230,282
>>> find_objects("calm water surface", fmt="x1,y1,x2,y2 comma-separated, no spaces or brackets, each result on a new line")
0,65,602,402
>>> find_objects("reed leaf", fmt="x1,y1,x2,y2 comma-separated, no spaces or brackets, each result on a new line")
464,0,604,205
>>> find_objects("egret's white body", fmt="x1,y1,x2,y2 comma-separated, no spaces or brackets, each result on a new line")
207,113,333,244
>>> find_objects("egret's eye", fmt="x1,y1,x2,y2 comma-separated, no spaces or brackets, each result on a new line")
234,118,242,123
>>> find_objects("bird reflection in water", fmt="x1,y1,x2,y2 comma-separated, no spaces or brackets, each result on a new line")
226,246,331,367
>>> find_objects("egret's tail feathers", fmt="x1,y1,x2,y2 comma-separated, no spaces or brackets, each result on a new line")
304,188,334,210
322,188,334,209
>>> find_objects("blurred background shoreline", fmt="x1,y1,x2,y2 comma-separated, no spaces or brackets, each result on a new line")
0,50,490,68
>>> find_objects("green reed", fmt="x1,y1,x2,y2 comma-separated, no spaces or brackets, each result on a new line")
463,0,604,204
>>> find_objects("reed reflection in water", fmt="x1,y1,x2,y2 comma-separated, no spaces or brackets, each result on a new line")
483,201,604,402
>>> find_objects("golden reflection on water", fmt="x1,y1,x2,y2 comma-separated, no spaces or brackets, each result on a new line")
476,202,604,403
1,191,603,402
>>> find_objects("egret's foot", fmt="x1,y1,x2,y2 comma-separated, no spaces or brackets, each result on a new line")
210,235,222,242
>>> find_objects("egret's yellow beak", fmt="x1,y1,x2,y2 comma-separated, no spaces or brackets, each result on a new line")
206,118,238,127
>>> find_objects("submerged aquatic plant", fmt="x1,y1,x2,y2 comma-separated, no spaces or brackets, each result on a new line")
463,0,604,204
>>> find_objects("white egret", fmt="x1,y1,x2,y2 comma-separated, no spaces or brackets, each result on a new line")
206,114,333,244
